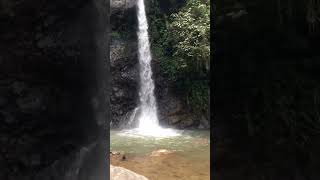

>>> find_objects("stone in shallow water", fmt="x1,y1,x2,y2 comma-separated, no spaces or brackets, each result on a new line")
110,151,124,155
150,149,174,157
110,165,149,180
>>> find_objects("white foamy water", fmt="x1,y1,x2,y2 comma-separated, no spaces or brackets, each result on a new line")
122,0,179,138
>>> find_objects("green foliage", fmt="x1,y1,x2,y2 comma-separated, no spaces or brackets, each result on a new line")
148,0,210,116
111,31,121,39
169,0,210,73
187,80,210,115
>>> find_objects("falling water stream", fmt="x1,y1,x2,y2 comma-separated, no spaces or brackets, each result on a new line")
119,0,179,137
136,0,159,131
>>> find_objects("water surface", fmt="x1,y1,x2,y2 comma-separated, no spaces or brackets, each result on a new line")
110,130,210,180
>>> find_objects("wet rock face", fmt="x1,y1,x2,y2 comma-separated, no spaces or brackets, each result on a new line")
110,39,139,128
111,0,137,14
110,1,139,128
111,0,137,35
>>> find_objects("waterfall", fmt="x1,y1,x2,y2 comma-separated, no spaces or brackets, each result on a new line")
136,0,159,130
119,0,180,137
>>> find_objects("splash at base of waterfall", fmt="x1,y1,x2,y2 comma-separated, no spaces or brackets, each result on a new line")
125,107,181,138
119,126,181,138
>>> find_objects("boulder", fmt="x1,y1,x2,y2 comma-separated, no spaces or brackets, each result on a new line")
179,116,194,129
110,165,149,180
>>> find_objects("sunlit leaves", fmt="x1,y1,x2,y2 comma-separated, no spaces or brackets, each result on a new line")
169,0,210,73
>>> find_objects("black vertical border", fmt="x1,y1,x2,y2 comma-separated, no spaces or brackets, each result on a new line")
210,0,216,179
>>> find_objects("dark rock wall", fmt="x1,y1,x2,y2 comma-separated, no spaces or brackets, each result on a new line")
214,0,320,180
0,0,109,179
110,0,139,128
